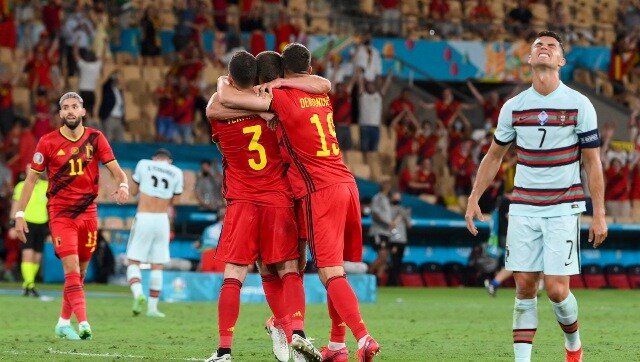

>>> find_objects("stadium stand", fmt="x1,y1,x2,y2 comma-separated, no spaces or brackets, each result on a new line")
399,262,424,287
604,264,631,289
627,265,640,289
582,264,607,289
569,274,586,289
420,262,448,287
442,262,466,287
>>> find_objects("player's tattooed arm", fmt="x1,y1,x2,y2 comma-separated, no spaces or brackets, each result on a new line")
217,76,272,112
206,92,258,121
253,75,332,95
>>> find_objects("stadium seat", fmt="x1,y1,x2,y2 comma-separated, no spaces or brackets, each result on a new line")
569,274,586,289
627,265,640,289
442,262,466,287
200,249,225,273
604,264,631,289
399,262,424,287
582,264,607,289
420,262,447,287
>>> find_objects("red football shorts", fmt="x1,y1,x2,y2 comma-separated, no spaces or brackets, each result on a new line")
215,203,299,265
49,217,99,261
302,182,363,268
294,198,307,241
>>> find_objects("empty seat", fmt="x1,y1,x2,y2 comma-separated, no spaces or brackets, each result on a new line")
604,264,631,289
420,262,448,287
569,274,586,289
582,264,607,289
443,262,466,287
399,262,424,287
627,265,640,289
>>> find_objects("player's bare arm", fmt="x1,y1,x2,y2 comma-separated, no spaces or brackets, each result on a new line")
581,147,608,247
130,179,140,197
206,92,259,121
106,161,129,205
465,140,510,235
253,75,332,95
217,76,272,112
13,169,41,242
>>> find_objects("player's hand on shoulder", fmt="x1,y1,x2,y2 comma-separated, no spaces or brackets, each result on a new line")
253,79,282,97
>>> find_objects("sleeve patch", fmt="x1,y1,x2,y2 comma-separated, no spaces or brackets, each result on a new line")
577,129,600,148
33,152,44,165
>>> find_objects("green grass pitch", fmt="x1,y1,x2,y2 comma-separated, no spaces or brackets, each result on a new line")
1,284,639,361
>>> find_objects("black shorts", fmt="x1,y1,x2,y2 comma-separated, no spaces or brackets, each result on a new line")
372,234,390,252
21,222,49,253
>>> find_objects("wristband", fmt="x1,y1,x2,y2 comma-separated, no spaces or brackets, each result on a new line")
15,211,25,219
119,182,129,189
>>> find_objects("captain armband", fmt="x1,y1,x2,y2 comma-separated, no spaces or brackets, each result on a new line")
577,129,600,148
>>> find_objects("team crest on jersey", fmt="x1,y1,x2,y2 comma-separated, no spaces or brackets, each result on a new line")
33,152,44,165
538,110,548,125
71,147,79,155
559,111,567,126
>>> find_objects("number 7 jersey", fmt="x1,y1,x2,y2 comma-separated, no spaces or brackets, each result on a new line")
30,128,116,219
270,88,355,199
211,115,294,207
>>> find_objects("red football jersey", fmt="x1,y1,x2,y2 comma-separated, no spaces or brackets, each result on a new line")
31,127,116,219
270,88,355,199
210,116,293,207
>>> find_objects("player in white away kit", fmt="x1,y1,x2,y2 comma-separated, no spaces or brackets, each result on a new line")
465,31,607,362
126,148,184,317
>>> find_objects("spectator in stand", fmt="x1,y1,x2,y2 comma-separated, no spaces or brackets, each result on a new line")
630,150,640,219
387,190,411,286
176,43,206,84
420,88,475,127
192,1,212,49
609,34,638,101
0,63,22,138
450,139,476,212
329,75,357,153
0,11,18,51
62,1,95,76
212,0,228,32
428,0,461,37
90,1,111,60
25,34,59,96
368,181,393,282
240,1,267,56
195,206,226,272
447,113,472,153
379,0,401,37
353,34,382,82
74,46,103,118
195,159,224,212
98,71,126,142
140,5,162,66
41,0,62,40
3,117,36,184
154,75,177,142
604,156,633,218
390,107,419,174
507,0,533,36
400,157,437,198
273,8,298,53
416,120,440,163
357,69,392,159
14,0,36,50
32,86,55,140
324,53,350,86
174,75,198,144
387,87,415,124
262,0,281,30
173,0,197,53
467,80,521,129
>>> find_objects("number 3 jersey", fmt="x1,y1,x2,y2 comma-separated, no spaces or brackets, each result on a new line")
494,82,600,217
270,88,355,199
31,128,116,219
211,115,293,207
132,159,184,200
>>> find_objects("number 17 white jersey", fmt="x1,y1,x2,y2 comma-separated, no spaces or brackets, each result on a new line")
132,159,184,200
494,82,600,217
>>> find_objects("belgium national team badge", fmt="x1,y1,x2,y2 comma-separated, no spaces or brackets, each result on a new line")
55,237,62,246
559,111,567,126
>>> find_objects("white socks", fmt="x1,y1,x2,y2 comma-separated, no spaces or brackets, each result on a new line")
550,292,581,352
126,264,143,299
148,269,163,311
513,297,538,362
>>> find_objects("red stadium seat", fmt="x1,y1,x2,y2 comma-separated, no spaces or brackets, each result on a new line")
200,249,225,273
443,262,466,287
604,264,631,289
582,264,607,289
569,274,586,289
627,265,640,289
399,262,424,287
420,262,448,287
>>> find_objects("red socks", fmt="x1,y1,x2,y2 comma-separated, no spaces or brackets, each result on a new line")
60,290,73,320
64,272,87,322
218,278,242,348
326,275,368,341
327,294,346,343
281,272,306,332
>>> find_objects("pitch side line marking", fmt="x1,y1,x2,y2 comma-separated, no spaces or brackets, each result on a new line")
2,349,201,361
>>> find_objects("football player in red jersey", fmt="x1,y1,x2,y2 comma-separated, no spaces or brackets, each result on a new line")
13,92,129,340
216,43,380,362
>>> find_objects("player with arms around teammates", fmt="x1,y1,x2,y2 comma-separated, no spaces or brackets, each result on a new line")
216,43,380,362
203,51,329,362
126,148,184,318
465,31,607,362
14,92,130,340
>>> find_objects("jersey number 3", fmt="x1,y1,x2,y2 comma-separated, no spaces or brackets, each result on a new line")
243,125,267,171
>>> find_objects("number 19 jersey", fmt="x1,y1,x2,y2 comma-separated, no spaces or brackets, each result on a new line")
211,116,293,207
270,88,355,199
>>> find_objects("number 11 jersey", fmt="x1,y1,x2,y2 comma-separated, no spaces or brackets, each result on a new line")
132,159,184,200
270,88,355,199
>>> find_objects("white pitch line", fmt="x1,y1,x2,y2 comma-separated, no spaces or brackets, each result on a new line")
44,348,202,360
